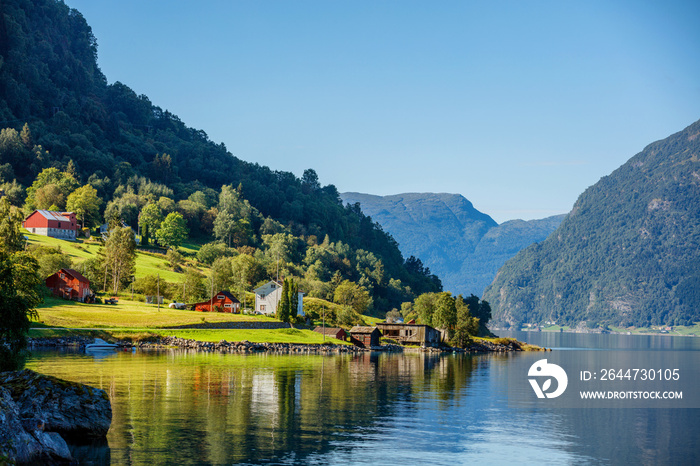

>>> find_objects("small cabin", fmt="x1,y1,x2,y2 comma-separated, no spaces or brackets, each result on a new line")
313,327,348,341
45,268,91,302
193,291,241,313
376,322,441,347
349,326,381,348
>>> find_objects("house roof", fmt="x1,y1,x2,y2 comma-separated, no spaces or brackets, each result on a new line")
254,280,306,294
377,322,433,330
62,268,90,284
31,210,73,222
349,326,379,334
193,291,240,306
314,327,346,335
217,290,240,303
254,280,281,293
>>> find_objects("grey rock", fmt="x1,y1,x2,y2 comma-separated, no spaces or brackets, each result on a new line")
0,369,111,439
0,385,73,464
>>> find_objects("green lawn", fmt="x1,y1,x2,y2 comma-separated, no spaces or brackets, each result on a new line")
34,297,279,329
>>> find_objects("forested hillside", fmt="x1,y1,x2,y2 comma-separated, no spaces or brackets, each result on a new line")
0,0,441,314
483,119,700,328
340,192,563,295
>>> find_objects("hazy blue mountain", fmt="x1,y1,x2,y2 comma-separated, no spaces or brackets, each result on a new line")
340,192,564,295
483,118,700,328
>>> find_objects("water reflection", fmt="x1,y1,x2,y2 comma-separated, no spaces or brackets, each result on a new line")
26,350,479,464
25,345,700,465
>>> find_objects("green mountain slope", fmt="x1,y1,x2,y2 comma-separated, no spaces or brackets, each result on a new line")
483,119,700,328
0,0,442,311
340,192,564,295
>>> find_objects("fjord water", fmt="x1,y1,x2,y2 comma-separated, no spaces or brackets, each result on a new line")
26,333,700,465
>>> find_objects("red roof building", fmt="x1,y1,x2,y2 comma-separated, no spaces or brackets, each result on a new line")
23,210,78,240
313,327,348,341
46,268,91,302
193,291,241,313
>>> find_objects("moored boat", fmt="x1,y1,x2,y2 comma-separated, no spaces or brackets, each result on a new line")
85,338,118,351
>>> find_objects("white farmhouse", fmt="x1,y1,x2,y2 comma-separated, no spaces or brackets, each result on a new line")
254,280,304,316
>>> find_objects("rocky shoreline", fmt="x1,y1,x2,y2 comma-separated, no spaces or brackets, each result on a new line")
28,335,542,354
0,369,111,464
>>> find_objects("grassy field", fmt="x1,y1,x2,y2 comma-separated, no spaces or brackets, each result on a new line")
29,327,349,345
34,297,278,328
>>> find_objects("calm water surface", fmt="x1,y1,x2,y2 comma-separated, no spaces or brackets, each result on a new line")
25,332,700,465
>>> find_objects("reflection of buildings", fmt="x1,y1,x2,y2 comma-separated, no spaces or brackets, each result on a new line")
251,373,278,417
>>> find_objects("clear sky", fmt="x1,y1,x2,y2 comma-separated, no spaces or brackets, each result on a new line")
65,0,700,223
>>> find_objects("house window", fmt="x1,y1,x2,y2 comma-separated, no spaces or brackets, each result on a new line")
260,305,266,311
224,303,232,308
217,295,224,300
58,222,61,228
59,273,65,279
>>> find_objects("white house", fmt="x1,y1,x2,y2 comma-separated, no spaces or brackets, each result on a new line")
254,280,304,316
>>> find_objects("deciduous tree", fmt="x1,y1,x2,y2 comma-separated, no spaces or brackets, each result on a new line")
0,198,26,253
0,199,41,371
103,226,136,294
156,212,188,250
66,184,102,229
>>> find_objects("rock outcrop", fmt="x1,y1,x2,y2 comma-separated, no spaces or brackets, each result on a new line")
0,369,111,464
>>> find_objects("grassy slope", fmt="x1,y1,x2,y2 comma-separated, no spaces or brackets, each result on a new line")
24,229,194,282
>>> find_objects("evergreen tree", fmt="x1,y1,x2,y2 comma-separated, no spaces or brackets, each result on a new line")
278,278,291,322
289,279,299,320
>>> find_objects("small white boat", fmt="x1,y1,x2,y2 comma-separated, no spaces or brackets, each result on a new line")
85,338,118,351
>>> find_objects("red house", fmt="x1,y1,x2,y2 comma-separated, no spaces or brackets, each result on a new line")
23,210,78,240
46,268,91,302
313,327,348,341
193,291,241,313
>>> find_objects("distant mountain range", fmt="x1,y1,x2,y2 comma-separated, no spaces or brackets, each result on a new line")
483,118,700,328
340,192,564,296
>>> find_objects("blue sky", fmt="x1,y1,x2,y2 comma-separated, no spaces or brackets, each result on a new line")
65,0,700,223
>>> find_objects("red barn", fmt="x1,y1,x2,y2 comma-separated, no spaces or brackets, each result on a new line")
313,327,348,341
23,210,78,240
46,268,91,302
193,291,241,313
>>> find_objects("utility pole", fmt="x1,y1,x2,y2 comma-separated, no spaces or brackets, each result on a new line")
157,274,160,311
210,276,214,312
